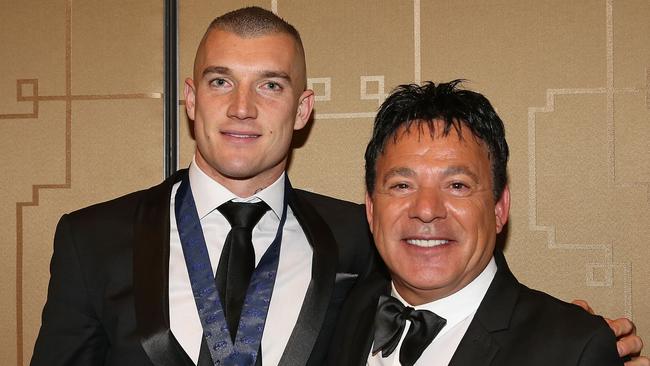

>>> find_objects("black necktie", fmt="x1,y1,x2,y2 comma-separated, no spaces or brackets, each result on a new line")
216,200,269,342
372,295,447,366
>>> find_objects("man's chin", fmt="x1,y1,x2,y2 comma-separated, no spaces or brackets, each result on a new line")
394,271,446,291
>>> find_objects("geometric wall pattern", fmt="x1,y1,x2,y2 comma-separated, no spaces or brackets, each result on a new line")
1,0,648,364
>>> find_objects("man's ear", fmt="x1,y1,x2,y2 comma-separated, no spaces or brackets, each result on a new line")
495,184,511,234
294,89,315,130
184,78,196,120
365,192,374,234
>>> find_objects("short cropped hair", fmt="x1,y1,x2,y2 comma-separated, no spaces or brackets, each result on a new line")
365,80,509,201
208,6,304,54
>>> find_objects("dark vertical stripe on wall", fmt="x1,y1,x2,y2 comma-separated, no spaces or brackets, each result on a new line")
164,0,179,177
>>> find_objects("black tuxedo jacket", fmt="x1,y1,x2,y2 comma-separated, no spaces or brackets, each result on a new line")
328,251,622,366
31,170,375,366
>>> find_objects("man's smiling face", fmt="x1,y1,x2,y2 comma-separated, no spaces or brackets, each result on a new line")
184,28,313,196
366,121,510,305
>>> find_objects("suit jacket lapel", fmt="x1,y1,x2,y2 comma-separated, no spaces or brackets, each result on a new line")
448,322,499,366
278,187,338,365
323,271,389,366
448,251,519,366
134,169,194,366
347,302,378,366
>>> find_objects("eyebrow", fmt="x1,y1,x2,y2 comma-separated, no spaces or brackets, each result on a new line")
202,66,231,77
442,165,481,183
260,70,292,83
380,165,481,185
381,167,415,185
202,66,292,84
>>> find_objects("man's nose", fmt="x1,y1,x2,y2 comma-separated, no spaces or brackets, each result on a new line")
227,86,257,120
408,188,447,223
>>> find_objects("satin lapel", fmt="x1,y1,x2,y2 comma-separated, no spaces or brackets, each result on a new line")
278,188,338,365
448,251,519,366
134,169,194,366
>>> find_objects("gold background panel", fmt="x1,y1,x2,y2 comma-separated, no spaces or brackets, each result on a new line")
288,117,372,202
1,102,68,366
0,1,67,101
613,0,650,86
293,0,416,114
614,93,650,183
71,0,164,95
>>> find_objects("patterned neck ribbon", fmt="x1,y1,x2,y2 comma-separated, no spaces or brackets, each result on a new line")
175,174,288,365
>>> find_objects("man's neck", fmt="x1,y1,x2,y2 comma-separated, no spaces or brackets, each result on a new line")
194,156,285,198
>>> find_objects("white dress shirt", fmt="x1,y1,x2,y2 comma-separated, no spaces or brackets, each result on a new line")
169,158,313,365
368,257,497,366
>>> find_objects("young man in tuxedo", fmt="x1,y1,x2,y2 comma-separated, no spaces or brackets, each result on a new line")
31,7,374,366
328,80,649,366
31,7,643,366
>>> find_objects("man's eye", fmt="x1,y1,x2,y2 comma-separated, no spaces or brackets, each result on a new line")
210,78,228,87
390,183,410,190
450,182,468,190
265,81,282,90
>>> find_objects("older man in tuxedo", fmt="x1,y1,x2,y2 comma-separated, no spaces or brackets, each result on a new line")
328,80,649,366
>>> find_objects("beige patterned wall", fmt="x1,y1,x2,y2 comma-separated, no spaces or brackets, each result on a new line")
1,1,647,364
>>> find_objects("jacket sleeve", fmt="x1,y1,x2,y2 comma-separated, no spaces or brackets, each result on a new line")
30,214,109,366
577,321,624,366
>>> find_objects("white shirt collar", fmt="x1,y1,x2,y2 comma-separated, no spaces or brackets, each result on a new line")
391,256,497,330
188,155,286,220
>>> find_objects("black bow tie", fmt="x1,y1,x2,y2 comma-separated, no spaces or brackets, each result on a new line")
372,295,447,366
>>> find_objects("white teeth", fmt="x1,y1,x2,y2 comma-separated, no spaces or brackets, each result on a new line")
406,239,450,247
228,133,256,138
